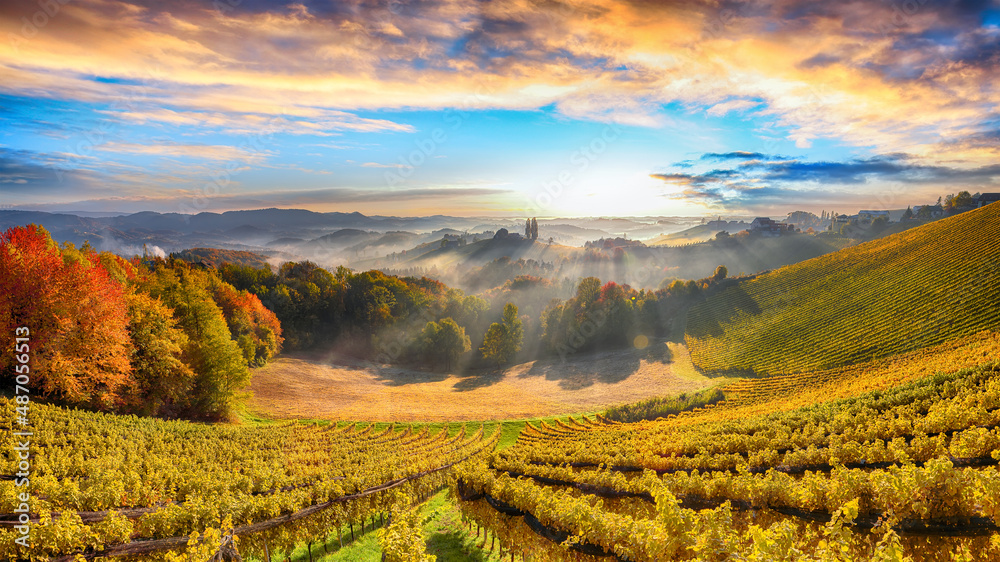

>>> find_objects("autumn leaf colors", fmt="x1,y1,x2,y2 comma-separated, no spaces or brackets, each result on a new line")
0,225,281,419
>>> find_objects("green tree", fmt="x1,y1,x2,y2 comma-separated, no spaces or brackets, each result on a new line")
124,291,195,417
436,318,470,370
575,277,602,308
419,317,470,370
145,266,251,421
870,216,889,234
480,303,523,365
902,206,913,220
954,190,974,209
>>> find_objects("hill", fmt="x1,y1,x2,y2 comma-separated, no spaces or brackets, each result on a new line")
646,221,747,246
686,202,1000,375
402,237,581,269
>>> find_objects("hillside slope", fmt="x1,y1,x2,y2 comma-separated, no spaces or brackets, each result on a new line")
686,204,1000,374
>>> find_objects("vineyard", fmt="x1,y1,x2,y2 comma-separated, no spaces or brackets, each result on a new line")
7,341,1000,560
455,332,1000,560
0,402,498,561
686,203,1000,375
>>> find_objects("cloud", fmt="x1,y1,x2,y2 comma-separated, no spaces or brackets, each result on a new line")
15,185,515,215
700,151,775,162
752,155,1000,184
0,147,99,193
652,151,1000,209
706,99,762,116
1,0,1000,215
96,141,268,162
0,0,994,158
102,107,415,135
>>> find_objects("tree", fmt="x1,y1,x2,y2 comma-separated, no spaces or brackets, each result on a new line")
124,291,195,416
525,219,531,238
0,225,133,409
530,218,538,240
713,265,728,281
575,277,602,308
436,318,470,370
902,206,913,220
870,216,888,234
143,266,251,420
419,317,470,370
954,191,974,209
480,303,523,366
210,280,284,366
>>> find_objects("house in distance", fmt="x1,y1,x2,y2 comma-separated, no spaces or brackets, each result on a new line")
859,210,890,221
975,193,1000,207
747,217,795,237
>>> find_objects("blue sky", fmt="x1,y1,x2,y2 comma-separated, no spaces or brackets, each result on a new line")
1,0,999,217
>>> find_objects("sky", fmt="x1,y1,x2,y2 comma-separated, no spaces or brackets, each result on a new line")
1,0,999,218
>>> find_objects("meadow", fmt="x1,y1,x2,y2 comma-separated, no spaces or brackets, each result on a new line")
249,341,711,422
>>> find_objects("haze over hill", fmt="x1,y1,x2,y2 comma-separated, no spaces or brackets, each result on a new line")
0,208,701,265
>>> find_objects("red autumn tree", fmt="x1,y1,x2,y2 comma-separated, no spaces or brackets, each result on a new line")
0,225,132,408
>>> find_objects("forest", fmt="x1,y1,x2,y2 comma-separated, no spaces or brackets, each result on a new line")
0,225,281,420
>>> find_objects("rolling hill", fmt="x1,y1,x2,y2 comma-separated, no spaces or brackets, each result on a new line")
686,203,1000,375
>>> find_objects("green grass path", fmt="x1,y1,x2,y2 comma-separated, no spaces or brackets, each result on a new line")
258,489,507,562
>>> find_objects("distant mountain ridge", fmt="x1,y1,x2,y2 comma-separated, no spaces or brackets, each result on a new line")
0,208,702,257
0,208,490,254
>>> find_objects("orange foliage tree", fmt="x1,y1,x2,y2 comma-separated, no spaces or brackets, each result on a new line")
0,225,132,408
210,281,284,366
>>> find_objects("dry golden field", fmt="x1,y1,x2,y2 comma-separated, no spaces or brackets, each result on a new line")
250,341,716,421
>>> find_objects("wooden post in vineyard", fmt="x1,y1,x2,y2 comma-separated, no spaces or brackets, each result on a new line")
212,530,243,562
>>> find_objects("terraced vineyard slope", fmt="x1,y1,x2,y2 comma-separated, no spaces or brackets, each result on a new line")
455,337,1000,560
686,203,1000,375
